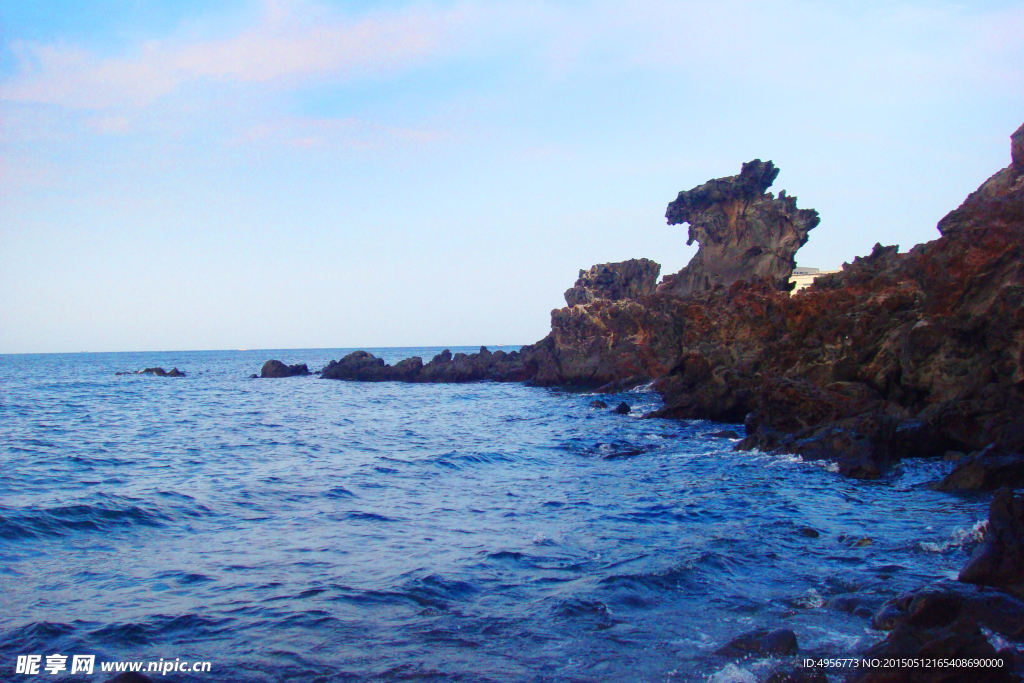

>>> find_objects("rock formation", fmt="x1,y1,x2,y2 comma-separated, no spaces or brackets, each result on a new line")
260,360,310,378
321,347,535,383
321,122,1024,481
658,160,820,297
564,258,660,306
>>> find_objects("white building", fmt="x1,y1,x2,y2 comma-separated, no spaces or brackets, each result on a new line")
789,267,841,292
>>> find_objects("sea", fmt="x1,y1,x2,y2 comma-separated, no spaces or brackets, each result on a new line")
0,348,993,682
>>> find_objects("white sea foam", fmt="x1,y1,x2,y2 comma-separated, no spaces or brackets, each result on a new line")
749,451,839,472
767,453,805,466
707,663,757,683
795,587,825,609
919,520,988,552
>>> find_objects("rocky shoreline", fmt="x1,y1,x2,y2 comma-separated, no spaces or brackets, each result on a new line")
305,123,1024,483
258,123,1024,680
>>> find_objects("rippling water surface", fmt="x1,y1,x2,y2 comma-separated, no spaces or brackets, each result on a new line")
0,349,993,682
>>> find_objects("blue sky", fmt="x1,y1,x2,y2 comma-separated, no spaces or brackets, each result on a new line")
2,0,1022,353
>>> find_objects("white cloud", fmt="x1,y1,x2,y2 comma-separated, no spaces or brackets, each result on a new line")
3,0,1021,113
0,0,471,110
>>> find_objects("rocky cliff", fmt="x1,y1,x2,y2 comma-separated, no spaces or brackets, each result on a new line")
319,122,1024,479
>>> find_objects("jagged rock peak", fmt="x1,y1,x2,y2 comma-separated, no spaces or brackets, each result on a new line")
659,160,820,298
938,122,1024,236
564,258,661,307
1012,121,1024,179
665,160,780,224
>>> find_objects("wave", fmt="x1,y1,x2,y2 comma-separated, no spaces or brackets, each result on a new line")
0,500,172,540
340,511,399,523
323,486,358,499
919,519,988,553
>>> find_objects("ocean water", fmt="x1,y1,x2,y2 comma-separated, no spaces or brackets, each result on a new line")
0,348,993,682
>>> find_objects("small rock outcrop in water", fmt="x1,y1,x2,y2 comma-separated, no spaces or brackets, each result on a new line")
658,159,820,297
115,367,185,377
260,360,310,378
321,347,535,383
564,258,661,306
715,628,798,657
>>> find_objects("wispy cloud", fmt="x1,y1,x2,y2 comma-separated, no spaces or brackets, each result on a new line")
0,0,470,110
4,0,1021,113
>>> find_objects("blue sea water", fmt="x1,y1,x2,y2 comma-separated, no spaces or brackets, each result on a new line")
0,348,993,682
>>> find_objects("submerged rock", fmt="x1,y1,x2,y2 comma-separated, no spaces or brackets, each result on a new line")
260,360,310,378
116,367,185,377
715,628,798,658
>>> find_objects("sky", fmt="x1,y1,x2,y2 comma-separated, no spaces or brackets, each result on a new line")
1,0,1022,354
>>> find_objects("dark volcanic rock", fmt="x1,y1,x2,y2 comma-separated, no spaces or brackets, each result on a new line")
860,578,1023,683
871,580,1024,640
260,360,310,378
659,159,820,297
851,615,1013,683
935,445,1024,491
321,347,535,384
321,350,397,381
715,628,798,658
612,402,631,415
564,258,661,306
959,488,1024,597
